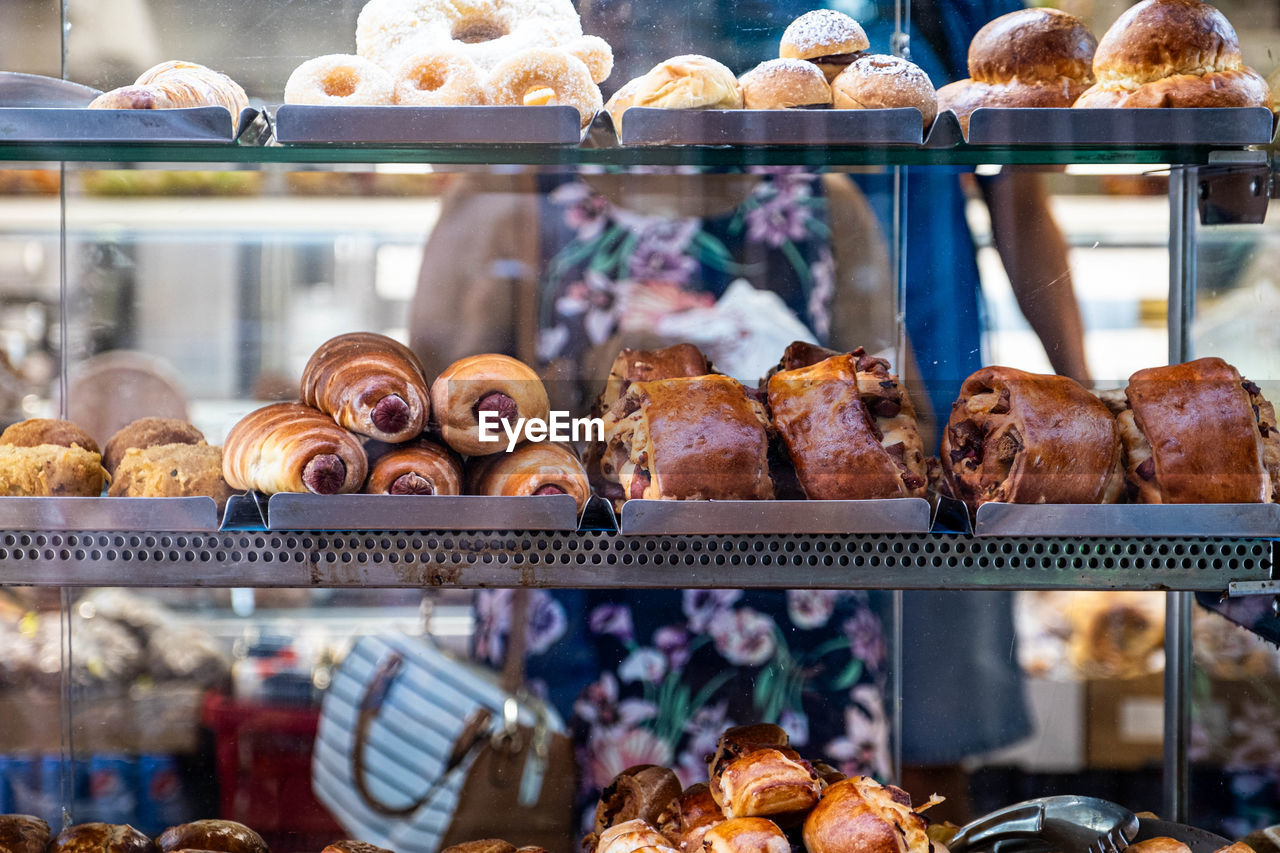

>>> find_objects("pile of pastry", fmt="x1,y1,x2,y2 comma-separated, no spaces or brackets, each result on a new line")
283,0,613,129
223,332,590,509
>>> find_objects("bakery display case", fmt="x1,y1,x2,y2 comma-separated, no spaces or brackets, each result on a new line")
0,0,1278,850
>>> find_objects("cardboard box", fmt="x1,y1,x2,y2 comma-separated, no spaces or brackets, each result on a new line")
1085,673,1165,769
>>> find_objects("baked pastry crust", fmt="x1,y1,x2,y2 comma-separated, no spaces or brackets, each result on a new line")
1127,839,1193,853
50,823,157,853
663,783,724,853
440,841,517,853
591,765,683,850
0,443,108,496
832,55,937,128
707,725,819,825
323,843,395,853
430,354,550,456
0,814,51,853
739,59,832,109
1,417,100,453
803,777,931,853
156,820,267,853
301,331,431,443
89,61,250,130
605,55,743,130
108,441,237,510
702,818,789,853
464,442,590,511
364,437,463,495
779,9,871,83
596,819,677,853
222,402,368,495
103,417,205,476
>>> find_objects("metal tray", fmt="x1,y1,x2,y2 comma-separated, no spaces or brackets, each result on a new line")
965,107,1275,147
617,107,926,146
923,109,965,149
0,71,101,107
974,502,1280,538
0,496,221,531
273,104,585,145
224,492,582,531
619,497,933,535
0,105,258,143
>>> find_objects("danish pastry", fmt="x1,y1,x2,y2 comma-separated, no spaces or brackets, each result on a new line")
803,777,932,853
702,818,789,853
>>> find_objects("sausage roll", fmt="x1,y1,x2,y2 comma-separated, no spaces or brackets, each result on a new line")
464,442,591,512
222,402,368,495
702,819,790,853
768,351,927,500
707,724,820,826
430,354,551,456
301,332,431,443
156,820,268,853
803,777,932,853
601,376,774,501
596,820,678,853
941,366,1125,511
1110,357,1279,503
50,823,157,853
0,815,51,853
363,438,463,495
0,417,108,497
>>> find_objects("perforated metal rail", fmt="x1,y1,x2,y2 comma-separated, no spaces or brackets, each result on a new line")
0,530,1270,590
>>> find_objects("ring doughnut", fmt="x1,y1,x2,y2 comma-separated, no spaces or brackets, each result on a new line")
564,34,614,84
284,54,394,105
357,0,583,75
394,49,488,105
489,48,603,128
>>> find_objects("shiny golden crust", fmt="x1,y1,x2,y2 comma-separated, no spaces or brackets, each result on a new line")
940,366,1125,511
667,784,724,853
1,418,100,454
596,820,675,853
605,55,743,130
1117,357,1273,503
938,77,1090,133
464,442,590,510
780,9,870,81
363,438,462,495
51,823,157,853
0,444,108,496
739,59,832,109
702,818,789,853
322,843,395,853
90,61,250,130
592,765,684,845
804,777,931,853
108,442,237,510
0,814,51,853
1092,0,1241,85
222,402,368,495
1128,839,1193,853
103,417,205,475
831,55,937,127
602,375,773,501
156,820,267,853
595,343,713,418
301,332,431,444
1074,67,1272,108
968,8,1096,86
716,748,821,824
439,841,516,853
429,354,551,456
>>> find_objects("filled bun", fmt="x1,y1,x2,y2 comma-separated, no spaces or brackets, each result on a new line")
832,54,937,127
606,55,743,129
803,777,931,853
739,59,831,109
780,9,870,82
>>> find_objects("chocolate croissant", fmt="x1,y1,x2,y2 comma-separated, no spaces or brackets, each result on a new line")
601,375,774,501
222,402,368,495
430,354,551,456
89,60,250,131
803,777,931,853
363,437,462,495
156,820,268,853
768,351,927,500
0,815,51,853
50,823,157,853
941,366,1125,511
702,818,789,853
466,443,591,511
1113,357,1280,503
301,332,431,443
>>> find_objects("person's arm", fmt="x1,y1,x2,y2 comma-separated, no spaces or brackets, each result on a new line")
979,170,1091,384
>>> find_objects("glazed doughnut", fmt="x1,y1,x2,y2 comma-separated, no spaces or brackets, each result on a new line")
565,34,615,84
429,353,551,456
285,54,395,105
489,48,603,128
394,49,488,105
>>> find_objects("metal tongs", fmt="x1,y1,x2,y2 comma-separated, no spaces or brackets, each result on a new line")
948,795,1140,853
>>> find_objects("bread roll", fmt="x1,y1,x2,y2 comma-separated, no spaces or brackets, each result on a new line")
464,442,591,511
430,354,551,456
363,437,462,495
596,820,676,853
941,366,1125,511
0,814,51,853
1075,0,1272,109
301,332,431,444
803,777,931,853
702,818,789,853
222,402,368,495
155,820,268,853
779,9,870,83
605,55,743,131
1128,839,1193,853
832,55,937,127
89,61,250,131
103,417,205,476
109,442,237,510
322,843,394,853
739,59,832,109
50,823,157,852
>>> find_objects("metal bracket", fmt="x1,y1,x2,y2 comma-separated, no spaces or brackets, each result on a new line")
1197,161,1271,225
1227,579,1280,597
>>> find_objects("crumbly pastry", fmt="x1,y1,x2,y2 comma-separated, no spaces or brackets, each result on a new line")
1111,357,1279,503
222,402,368,495
393,49,488,105
363,438,463,495
605,55,743,131
300,331,431,443
430,353,551,456
739,59,832,110
464,442,591,511
488,47,603,128
108,442,237,510
1,417,100,453
49,822,157,853
601,375,773,501
1074,0,1272,109
89,61,250,131
779,9,870,83
803,777,934,853
156,820,268,853
768,350,927,501
103,416,205,476
285,54,395,105
832,54,937,127
936,7,1096,132
323,843,395,853
0,814,51,853
702,819,789,853
940,365,1125,512
0,419,108,496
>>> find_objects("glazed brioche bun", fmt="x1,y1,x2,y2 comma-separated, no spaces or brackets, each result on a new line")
938,75,1092,133
780,10,870,82
739,59,832,109
606,54,742,129
968,7,1097,86
832,54,937,127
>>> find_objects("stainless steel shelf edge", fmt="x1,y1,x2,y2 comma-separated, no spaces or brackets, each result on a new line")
974,502,1280,537
261,492,582,531
273,104,583,145
620,498,932,534
0,496,221,531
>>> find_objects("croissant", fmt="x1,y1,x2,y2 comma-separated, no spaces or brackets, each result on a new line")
702,818,790,853
803,777,932,853
49,823,156,853
768,350,927,500
156,820,268,853
465,443,591,511
430,354,551,456
89,61,250,130
0,815,51,853
222,402,368,495
363,438,462,495
941,365,1125,511
301,332,431,443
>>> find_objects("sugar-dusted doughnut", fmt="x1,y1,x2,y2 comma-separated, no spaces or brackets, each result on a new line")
489,47,603,127
564,34,614,84
284,54,395,105
394,49,488,105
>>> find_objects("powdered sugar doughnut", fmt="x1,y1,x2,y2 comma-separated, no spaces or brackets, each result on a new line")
564,34,614,84
357,0,582,75
394,50,488,105
489,47,602,128
285,54,394,105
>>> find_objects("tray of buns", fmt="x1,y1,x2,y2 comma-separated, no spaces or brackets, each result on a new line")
615,107,927,146
226,492,583,531
973,502,1280,537
272,104,587,145
0,496,222,531
618,498,933,535
963,107,1276,147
